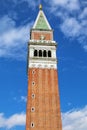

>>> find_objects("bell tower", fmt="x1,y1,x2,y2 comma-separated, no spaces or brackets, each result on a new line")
26,5,62,130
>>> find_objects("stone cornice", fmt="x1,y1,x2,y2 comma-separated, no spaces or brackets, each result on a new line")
28,40,57,46
29,57,57,61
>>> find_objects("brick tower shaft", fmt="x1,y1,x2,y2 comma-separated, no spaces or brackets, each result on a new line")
26,5,62,130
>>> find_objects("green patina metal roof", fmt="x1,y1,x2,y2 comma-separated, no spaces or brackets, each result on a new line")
34,12,51,30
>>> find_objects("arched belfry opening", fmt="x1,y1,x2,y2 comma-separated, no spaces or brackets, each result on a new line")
43,50,47,57
39,50,42,57
48,50,51,57
34,50,38,57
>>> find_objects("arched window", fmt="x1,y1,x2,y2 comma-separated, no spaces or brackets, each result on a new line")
43,50,47,57
34,50,37,57
48,50,51,57
39,50,42,57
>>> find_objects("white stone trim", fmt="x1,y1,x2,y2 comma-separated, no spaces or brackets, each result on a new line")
29,39,56,44
33,10,52,30
29,60,57,69
29,63,57,69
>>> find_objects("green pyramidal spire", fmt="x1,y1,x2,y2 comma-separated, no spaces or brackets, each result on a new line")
33,5,52,30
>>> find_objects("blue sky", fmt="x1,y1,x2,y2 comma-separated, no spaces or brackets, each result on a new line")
0,0,87,130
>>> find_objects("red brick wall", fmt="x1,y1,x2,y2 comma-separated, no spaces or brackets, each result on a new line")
31,31,53,40
26,68,62,130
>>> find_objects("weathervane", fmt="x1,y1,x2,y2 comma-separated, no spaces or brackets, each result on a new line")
39,4,42,10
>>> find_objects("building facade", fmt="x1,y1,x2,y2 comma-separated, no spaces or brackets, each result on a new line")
26,5,62,130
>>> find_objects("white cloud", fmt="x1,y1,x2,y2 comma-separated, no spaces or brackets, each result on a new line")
21,96,27,102
83,45,87,52
13,96,27,103
49,0,80,11
62,106,87,130
7,0,39,10
0,16,15,34
66,0,80,11
47,0,87,51
60,17,81,37
0,113,6,127
59,13,87,49
0,15,33,60
79,7,87,19
20,0,39,9
6,113,26,129
0,113,26,129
